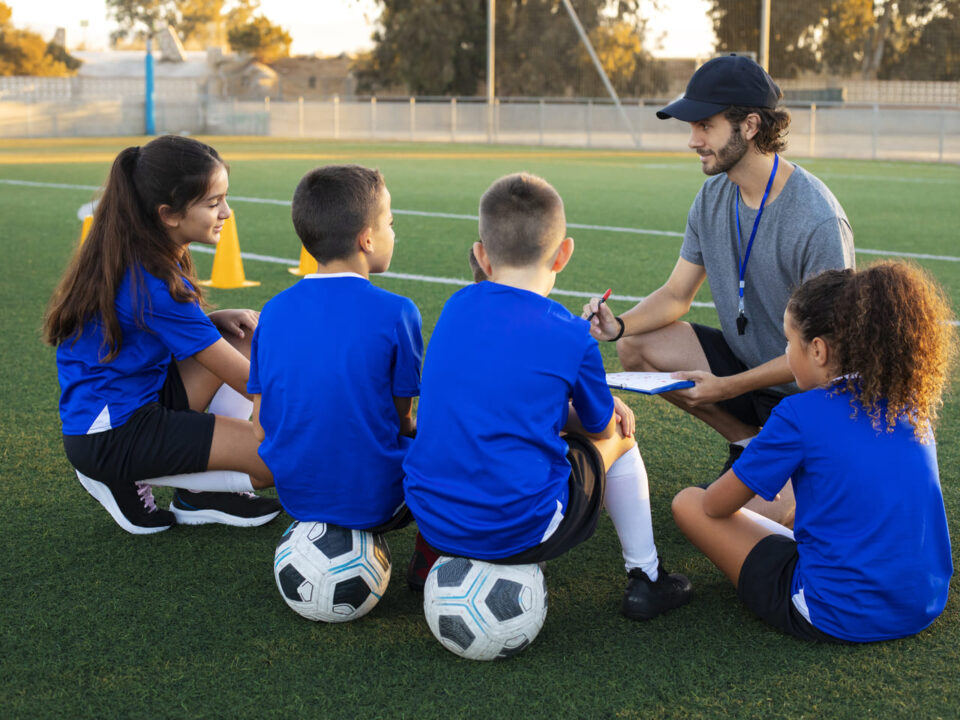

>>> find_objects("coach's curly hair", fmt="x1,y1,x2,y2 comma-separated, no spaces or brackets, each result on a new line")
787,261,957,440
724,106,791,155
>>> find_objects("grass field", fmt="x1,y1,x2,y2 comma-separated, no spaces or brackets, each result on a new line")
2,137,959,719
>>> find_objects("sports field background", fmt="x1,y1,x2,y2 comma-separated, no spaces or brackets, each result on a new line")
1,137,958,719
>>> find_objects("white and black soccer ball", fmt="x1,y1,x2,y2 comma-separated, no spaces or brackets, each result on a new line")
423,557,548,661
273,521,391,623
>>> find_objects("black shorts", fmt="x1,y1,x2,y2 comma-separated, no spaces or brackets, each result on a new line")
738,535,849,643
491,433,607,565
691,323,786,427
62,362,216,484
363,504,414,534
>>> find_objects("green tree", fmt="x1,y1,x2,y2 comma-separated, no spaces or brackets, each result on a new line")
357,0,659,97
708,0,957,80
226,14,291,62
224,0,291,62
0,2,81,76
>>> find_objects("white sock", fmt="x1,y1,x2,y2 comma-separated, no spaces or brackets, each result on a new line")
604,444,659,579
144,470,254,493
208,384,253,420
733,436,755,448
739,506,795,540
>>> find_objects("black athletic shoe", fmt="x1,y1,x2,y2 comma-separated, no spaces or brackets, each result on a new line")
621,562,693,621
170,490,282,527
696,443,746,489
75,470,175,535
406,532,440,592
718,443,744,478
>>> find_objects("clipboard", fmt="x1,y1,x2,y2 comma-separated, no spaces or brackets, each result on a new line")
606,372,694,395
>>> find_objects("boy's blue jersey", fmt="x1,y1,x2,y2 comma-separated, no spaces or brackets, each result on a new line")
249,273,423,528
56,266,221,435
734,387,953,642
403,282,614,559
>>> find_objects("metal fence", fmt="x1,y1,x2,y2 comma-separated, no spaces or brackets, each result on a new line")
0,90,957,163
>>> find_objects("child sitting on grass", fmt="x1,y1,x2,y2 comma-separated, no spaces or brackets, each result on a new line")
44,135,280,534
248,165,423,536
672,261,955,642
404,172,692,621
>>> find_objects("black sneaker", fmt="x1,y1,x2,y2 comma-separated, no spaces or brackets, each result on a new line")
406,532,439,592
696,443,745,489
75,470,175,535
170,490,282,527
621,561,693,621
718,443,744,478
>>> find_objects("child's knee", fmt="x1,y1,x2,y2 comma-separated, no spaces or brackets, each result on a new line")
671,486,705,527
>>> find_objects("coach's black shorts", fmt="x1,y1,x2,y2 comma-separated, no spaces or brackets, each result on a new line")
62,362,216,484
490,432,607,565
691,323,786,427
738,534,849,643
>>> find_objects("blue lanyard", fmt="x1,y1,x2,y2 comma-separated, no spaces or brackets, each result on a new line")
734,154,779,333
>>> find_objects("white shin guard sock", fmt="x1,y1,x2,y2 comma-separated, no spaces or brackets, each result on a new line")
604,444,659,579
144,470,254,493
208,384,254,420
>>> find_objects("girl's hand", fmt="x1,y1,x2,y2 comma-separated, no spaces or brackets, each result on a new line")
612,396,635,438
209,309,259,339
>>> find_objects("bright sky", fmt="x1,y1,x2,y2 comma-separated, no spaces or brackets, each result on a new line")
9,0,714,58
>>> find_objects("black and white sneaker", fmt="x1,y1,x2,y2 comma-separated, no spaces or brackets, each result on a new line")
170,490,282,527
75,470,175,535
621,561,693,621
695,443,745,489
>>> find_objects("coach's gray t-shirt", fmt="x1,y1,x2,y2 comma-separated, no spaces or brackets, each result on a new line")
680,162,855,395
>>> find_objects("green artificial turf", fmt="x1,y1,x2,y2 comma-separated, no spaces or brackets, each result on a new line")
1,137,959,719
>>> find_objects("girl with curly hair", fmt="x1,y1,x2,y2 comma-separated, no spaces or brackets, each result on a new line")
672,261,956,642
45,135,281,535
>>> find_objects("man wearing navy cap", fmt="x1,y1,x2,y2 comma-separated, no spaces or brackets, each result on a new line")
583,55,854,522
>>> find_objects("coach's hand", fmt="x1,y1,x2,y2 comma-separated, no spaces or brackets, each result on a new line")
582,298,620,342
670,370,734,407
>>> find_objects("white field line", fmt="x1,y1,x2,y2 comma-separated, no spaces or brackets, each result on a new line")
3,177,959,261
186,244,717,308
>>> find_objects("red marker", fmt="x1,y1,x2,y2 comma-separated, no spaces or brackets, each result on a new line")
587,288,612,320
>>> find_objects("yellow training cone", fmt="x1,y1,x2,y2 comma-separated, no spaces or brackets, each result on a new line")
79,215,93,245
288,245,318,276
199,211,260,289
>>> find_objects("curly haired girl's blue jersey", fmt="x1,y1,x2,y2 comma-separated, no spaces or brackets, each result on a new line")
733,387,953,642
403,282,614,559
249,274,423,528
56,267,221,435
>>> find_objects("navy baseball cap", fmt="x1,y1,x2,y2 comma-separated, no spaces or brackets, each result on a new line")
657,54,781,122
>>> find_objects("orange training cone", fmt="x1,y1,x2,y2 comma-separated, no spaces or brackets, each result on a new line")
288,245,318,276
79,215,93,245
199,211,260,289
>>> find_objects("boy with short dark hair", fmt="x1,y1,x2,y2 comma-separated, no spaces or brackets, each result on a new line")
248,164,422,533
403,173,692,620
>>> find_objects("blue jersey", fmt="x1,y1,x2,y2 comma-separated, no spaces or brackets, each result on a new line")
734,387,952,642
403,282,614,559
248,273,423,528
56,266,221,435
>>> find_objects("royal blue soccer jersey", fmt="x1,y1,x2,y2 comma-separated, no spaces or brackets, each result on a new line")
57,266,222,435
403,281,614,559
733,387,953,642
248,273,423,528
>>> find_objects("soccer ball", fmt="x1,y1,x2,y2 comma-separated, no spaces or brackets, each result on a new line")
423,556,548,661
273,521,391,623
